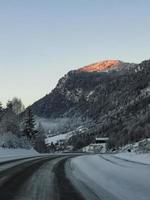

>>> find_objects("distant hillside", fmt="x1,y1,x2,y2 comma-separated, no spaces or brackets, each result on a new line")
30,59,150,149
31,60,136,118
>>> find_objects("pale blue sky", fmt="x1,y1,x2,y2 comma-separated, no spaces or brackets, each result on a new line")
0,0,150,106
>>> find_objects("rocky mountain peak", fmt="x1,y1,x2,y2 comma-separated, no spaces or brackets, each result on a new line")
78,59,121,72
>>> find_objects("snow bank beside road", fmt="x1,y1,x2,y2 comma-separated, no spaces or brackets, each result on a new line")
0,148,39,163
67,154,150,200
114,152,150,164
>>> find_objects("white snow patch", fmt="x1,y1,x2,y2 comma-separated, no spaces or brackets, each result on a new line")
114,152,150,164
45,132,73,145
87,90,94,100
0,148,39,162
67,154,150,200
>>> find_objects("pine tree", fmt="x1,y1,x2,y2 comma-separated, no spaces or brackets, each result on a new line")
0,102,3,112
6,100,13,111
23,108,37,140
0,102,3,120
34,123,47,153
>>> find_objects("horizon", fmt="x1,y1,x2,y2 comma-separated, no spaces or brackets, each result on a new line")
0,0,150,106
1,57,148,108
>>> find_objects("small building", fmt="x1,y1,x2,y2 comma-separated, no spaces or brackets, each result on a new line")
95,137,109,144
83,137,109,153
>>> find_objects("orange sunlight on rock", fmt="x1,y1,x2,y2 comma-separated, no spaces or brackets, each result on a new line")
78,60,121,72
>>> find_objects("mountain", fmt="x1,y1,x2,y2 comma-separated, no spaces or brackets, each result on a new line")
78,60,121,72
30,59,150,149
31,60,135,118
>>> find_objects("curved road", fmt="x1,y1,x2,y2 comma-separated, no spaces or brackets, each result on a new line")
0,154,84,200
0,154,149,200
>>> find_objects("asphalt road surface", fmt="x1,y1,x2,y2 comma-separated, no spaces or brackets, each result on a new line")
0,154,149,200
0,154,84,200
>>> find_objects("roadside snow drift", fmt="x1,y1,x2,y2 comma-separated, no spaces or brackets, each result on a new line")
0,148,39,162
66,154,150,200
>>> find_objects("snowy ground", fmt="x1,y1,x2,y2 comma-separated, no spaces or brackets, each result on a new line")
66,153,150,200
45,132,73,145
0,148,39,162
114,152,150,164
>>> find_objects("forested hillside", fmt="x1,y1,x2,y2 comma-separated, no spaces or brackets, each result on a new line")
30,59,150,149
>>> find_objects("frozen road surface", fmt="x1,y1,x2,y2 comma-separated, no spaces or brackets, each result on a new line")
0,153,150,200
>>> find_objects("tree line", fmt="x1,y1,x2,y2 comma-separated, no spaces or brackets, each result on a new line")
0,98,47,153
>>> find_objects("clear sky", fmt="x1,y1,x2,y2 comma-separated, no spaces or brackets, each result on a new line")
0,0,150,107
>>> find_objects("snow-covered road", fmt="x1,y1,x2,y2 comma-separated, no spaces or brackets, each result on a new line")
1,152,150,200
66,154,150,200
0,154,84,200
